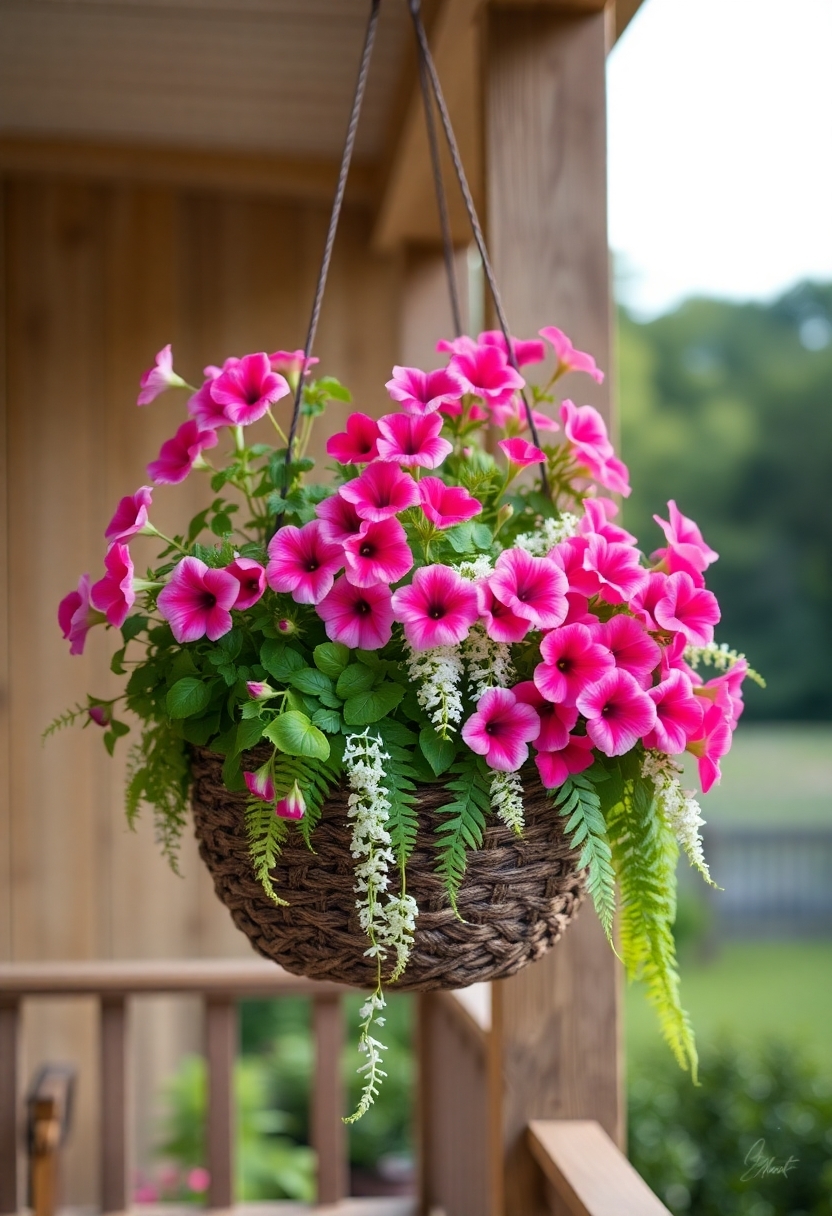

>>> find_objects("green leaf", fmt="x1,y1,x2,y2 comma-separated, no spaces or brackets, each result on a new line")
434,755,490,912
335,663,377,699
342,682,404,726
260,641,306,683
121,614,148,643
419,726,457,777
211,513,233,536
471,523,493,550
289,667,336,699
316,375,352,403
235,717,265,755
551,773,616,945
245,800,289,906
311,707,341,733
110,647,127,676
166,677,211,719
445,522,473,553
313,642,350,679
263,711,331,760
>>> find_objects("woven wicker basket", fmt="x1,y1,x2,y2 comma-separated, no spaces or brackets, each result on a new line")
190,746,586,991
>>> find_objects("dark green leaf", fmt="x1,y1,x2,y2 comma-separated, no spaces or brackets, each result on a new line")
260,641,306,683
419,726,457,777
110,647,127,676
335,663,377,699
342,682,404,726
121,615,148,643
166,677,211,719
262,711,331,760
289,667,336,699
313,642,350,678
311,707,342,733
235,717,265,755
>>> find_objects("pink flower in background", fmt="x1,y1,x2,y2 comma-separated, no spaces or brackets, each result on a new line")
659,632,691,679
209,352,290,426
58,574,101,656
489,549,568,630
203,357,240,379
157,557,238,643
88,704,110,727
591,614,661,687
339,461,420,522
644,670,705,754
450,343,525,407
385,365,465,415
90,543,135,628
653,501,718,578
326,413,380,464
512,681,578,751
376,412,453,469
630,570,670,630
461,687,540,771
188,379,235,430
535,735,595,788
343,517,414,587
391,564,478,649
579,497,637,546
498,437,546,468
687,702,733,792
244,764,275,803
582,534,647,604
317,577,394,650
276,781,306,820
147,420,218,485
539,326,604,384
478,329,546,368
316,493,365,544
136,344,186,406
105,486,153,544
694,659,747,726
269,349,318,378
266,520,343,604
225,557,267,610
654,571,720,646
576,668,657,757
491,395,559,434
560,400,630,496
476,582,530,643
418,477,482,529
534,622,614,707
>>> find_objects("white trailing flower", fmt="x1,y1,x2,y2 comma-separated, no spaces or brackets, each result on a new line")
461,622,516,700
514,512,580,556
405,642,464,738
642,751,714,886
453,554,494,581
490,769,525,834
377,893,419,982
343,731,394,948
684,641,765,687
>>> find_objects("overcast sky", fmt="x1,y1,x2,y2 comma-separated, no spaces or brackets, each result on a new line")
607,0,832,317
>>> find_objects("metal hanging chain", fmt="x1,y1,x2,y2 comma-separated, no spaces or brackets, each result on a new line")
406,0,550,494
282,0,382,491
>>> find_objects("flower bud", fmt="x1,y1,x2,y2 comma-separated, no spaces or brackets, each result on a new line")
244,763,275,803
246,680,277,701
276,617,298,636
275,780,305,821
88,704,111,727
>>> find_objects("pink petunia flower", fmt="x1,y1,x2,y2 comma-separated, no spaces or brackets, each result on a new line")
582,534,647,605
476,582,530,643
326,413,381,464
202,357,240,379
339,461,420,522
450,343,525,407
276,781,306,820
535,735,595,788
157,557,239,643
579,497,637,546
376,412,452,469
58,574,103,656
343,517,414,588
630,570,670,631
560,399,630,497
693,659,747,726
188,379,235,430
105,486,153,544
549,535,601,598
436,335,477,357
316,492,365,544
591,614,661,688
268,349,318,378
418,477,482,529
209,352,290,426
512,681,578,751
534,622,615,707
245,763,275,804
687,702,733,793
539,326,604,384
653,571,720,647
491,394,559,434
225,557,267,610
266,520,344,604
385,366,466,416
478,329,546,368
147,420,218,485
653,500,718,579
576,668,657,757
137,344,186,406
489,549,568,630
316,577,394,650
90,543,135,628
461,687,540,772
644,670,705,754
498,437,546,468
391,564,479,650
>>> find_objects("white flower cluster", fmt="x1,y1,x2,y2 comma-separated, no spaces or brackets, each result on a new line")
514,512,580,556
405,643,464,737
642,751,714,886
377,893,419,982
490,769,525,834
453,554,494,581
461,622,516,700
684,641,765,687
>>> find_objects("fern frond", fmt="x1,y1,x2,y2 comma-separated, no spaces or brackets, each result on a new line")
433,754,490,913
42,702,89,741
271,752,341,848
375,728,419,871
606,775,698,1079
125,722,189,872
245,798,289,905
552,773,616,944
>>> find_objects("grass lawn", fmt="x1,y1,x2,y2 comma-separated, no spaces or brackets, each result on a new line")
626,940,832,1075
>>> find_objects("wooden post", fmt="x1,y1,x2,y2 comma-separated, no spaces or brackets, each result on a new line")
0,999,20,1214
205,996,236,1211
311,995,346,1205
484,8,622,1215
99,996,129,1214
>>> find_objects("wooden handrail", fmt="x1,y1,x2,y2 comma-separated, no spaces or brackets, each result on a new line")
528,1120,672,1216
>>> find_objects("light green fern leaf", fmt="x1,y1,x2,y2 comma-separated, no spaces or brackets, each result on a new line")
271,751,342,848
245,798,289,905
552,773,616,944
125,722,189,872
433,754,490,913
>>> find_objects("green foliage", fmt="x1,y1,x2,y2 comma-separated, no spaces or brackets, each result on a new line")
245,799,289,906
342,682,404,726
272,751,342,846
125,720,190,871
376,722,420,871
433,754,491,912
166,677,212,719
262,711,330,760
551,771,616,944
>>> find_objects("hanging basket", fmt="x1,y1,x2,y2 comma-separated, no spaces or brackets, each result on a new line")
190,746,586,991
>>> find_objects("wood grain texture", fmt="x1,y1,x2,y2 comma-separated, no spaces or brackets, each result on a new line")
528,1121,672,1216
205,997,236,1211
312,996,347,1205
99,997,129,1214
0,999,20,1214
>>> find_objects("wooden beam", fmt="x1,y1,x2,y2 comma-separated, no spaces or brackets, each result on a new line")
205,997,236,1212
0,1000,20,1214
311,995,347,1205
99,997,129,1214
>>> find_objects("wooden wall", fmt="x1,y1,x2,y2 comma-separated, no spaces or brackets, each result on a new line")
0,173,402,1202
